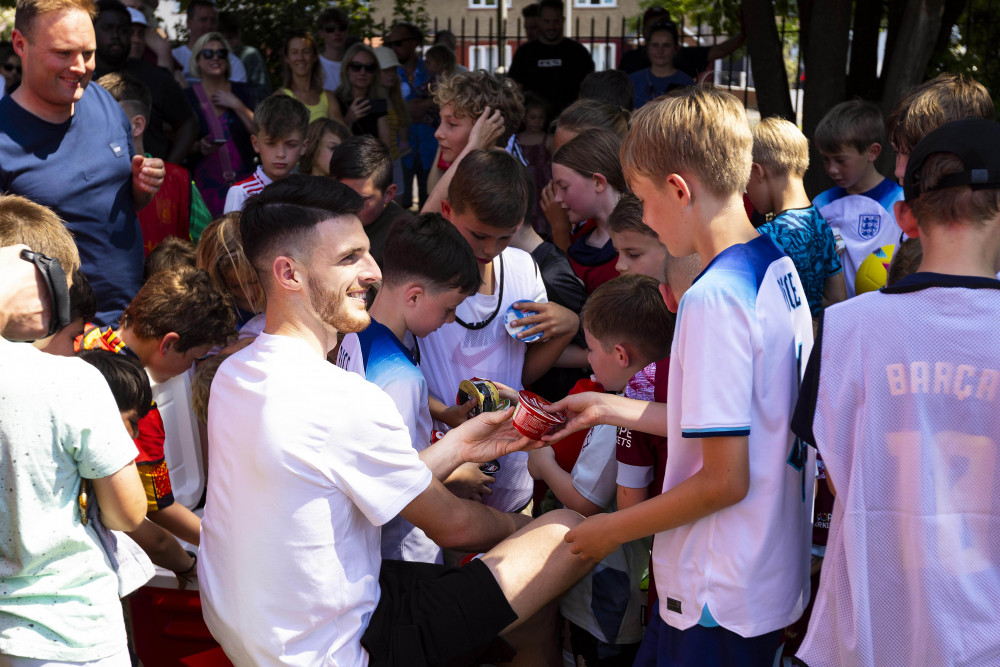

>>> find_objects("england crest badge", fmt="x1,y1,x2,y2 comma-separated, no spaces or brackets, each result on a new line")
858,214,880,240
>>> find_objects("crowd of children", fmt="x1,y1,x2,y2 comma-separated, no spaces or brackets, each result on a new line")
1,8,999,663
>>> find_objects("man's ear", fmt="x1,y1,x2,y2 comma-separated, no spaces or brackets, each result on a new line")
384,183,398,204
659,282,680,313
158,331,181,356
441,199,453,220
272,255,303,290
11,29,26,58
894,199,920,239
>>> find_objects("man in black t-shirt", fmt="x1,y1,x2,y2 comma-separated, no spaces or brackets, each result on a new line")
509,0,593,117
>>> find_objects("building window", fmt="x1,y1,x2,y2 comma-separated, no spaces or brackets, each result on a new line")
467,44,513,71
469,0,512,8
573,0,617,7
582,42,617,71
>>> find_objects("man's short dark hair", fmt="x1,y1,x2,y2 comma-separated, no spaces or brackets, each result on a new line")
78,349,153,419
448,150,529,230
317,6,348,31
382,213,480,295
521,4,539,19
186,0,215,20
95,0,128,20
389,20,422,43
240,175,364,283
539,0,563,15
254,94,309,140
579,70,634,112
329,136,393,194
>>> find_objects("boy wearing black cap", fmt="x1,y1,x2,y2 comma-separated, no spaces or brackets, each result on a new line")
791,118,1000,666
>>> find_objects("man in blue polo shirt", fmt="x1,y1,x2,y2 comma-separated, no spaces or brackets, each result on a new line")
0,0,165,326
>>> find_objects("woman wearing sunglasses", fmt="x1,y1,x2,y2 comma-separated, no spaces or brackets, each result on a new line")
333,43,391,149
183,31,256,216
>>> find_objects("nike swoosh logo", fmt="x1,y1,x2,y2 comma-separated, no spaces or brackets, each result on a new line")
452,340,505,368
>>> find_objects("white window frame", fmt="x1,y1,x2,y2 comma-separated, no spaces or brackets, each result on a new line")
467,44,513,71
469,0,512,8
581,42,617,71
573,0,617,7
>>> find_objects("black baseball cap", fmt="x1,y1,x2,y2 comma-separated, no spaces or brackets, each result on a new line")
903,118,1000,203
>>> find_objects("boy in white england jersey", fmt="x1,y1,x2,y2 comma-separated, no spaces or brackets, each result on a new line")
792,119,1000,667
545,87,815,665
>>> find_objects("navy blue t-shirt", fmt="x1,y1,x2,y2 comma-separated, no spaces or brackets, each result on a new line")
0,84,141,326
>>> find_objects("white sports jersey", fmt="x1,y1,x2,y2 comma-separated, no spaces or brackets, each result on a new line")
224,166,271,214
793,272,1000,667
813,179,904,297
655,235,815,637
418,246,546,512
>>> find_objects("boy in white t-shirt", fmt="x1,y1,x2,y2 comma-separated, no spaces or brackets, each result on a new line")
529,274,674,666
792,119,1000,667
337,212,482,563
420,149,580,513
545,87,815,665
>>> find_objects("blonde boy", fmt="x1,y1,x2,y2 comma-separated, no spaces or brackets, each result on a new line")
553,87,815,665
748,117,846,316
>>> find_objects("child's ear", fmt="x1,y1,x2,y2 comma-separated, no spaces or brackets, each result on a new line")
750,163,765,183
659,282,680,313
250,134,260,153
665,173,691,207
866,142,882,163
894,200,920,238
440,199,453,220
131,114,147,140
614,342,631,368
383,183,398,203
404,283,424,307
592,172,608,193
158,332,181,356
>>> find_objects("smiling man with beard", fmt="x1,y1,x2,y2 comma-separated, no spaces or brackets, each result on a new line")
198,174,593,667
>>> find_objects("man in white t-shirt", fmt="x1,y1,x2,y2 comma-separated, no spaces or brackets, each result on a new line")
316,6,348,91
171,0,246,84
198,174,592,667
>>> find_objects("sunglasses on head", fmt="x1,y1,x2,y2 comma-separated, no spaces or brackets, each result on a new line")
383,38,413,48
199,48,229,60
349,61,377,73
322,24,347,33
2,63,20,74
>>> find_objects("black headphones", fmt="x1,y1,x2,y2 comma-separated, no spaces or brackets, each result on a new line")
20,248,71,338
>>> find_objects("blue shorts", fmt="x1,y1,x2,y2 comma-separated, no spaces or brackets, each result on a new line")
633,606,783,667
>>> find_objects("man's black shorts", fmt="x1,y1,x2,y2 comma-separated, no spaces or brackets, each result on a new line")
361,558,518,667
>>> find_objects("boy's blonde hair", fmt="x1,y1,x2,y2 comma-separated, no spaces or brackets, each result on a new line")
887,73,995,155
581,274,674,363
814,100,885,155
910,153,1000,230
0,194,80,275
622,86,752,198
432,70,524,146
751,117,809,178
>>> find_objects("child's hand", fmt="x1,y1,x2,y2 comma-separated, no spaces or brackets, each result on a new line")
437,397,478,428
542,391,608,444
443,462,496,502
527,446,556,480
468,105,505,151
565,512,622,562
541,181,572,249
511,301,579,342
131,155,165,195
